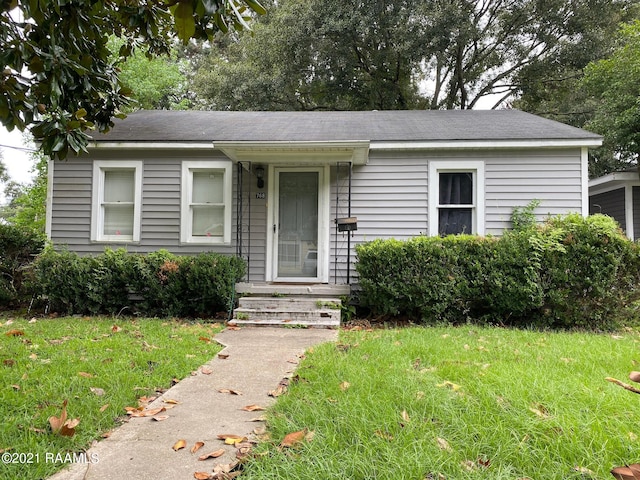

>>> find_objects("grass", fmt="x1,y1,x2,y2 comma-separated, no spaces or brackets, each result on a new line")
242,326,640,480
0,315,224,479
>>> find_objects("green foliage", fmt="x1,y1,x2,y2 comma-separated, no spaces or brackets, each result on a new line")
0,224,46,308
0,0,265,160
2,151,48,233
582,20,640,168
510,199,541,231
193,0,632,111
32,249,246,318
355,214,640,329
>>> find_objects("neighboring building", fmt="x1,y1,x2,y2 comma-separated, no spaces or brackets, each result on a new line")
46,110,602,287
589,168,640,240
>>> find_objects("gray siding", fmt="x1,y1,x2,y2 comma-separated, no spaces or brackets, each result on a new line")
50,146,586,285
50,149,237,256
633,187,640,241
589,188,626,232
331,148,585,283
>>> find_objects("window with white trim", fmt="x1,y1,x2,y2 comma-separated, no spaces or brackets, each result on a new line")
91,161,143,242
181,161,232,244
428,161,485,236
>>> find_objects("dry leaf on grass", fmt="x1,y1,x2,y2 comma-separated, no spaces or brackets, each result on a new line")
5,329,24,336
339,381,351,391
611,464,640,480
280,429,308,448
48,400,80,437
436,437,452,452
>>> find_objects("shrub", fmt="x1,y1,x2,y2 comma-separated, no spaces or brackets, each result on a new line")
32,249,246,318
355,214,640,329
0,224,46,308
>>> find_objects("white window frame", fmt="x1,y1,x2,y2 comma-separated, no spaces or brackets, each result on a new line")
181,160,233,245
428,161,485,236
91,160,143,243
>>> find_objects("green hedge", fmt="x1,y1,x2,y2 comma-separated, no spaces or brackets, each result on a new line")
32,248,246,318
0,224,46,308
355,214,640,329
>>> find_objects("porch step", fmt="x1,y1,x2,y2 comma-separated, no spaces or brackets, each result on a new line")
230,296,341,328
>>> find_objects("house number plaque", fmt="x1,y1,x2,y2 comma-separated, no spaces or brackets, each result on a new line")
255,192,266,199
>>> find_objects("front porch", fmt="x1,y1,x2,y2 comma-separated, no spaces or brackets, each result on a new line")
230,283,351,328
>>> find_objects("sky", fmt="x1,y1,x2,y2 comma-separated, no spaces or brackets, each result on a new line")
0,126,35,184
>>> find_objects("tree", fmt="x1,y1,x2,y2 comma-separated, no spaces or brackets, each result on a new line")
109,38,192,111
193,0,634,112
581,21,640,174
0,0,266,160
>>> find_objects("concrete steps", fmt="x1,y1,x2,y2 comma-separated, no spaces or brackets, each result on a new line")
231,283,349,328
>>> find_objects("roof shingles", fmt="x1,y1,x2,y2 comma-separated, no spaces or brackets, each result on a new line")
93,110,601,144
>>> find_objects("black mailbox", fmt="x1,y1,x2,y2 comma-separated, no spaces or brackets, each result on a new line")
336,217,358,232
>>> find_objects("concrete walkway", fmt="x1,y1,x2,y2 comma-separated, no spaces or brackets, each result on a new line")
48,327,338,480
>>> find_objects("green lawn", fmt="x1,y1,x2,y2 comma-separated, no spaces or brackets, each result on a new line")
242,326,640,480
0,316,223,479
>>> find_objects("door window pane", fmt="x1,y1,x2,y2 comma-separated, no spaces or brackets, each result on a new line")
277,171,319,278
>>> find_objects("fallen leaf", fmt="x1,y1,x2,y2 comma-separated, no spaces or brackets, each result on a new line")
60,418,80,437
199,336,211,343
78,372,94,378
611,464,640,480
152,415,169,421
529,403,550,419
436,437,452,451
129,407,166,418
194,472,212,479
172,439,187,451
280,429,307,448
218,388,243,396
241,404,265,411
218,353,230,359
461,460,477,471
111,325,122,333
217,434,247,446
436,381,462,391
5,329,24,336
198,448,225,460
573,466,595,476
48,400,68,433
191,441,205,453
90,387,105,396
99,404,109,412
339,381,351,391
164,399,180,405
269,379,289,397
224,436,247,446
11,384,20,390
201,366,213,375
401,410,411,423
3,359,16,366
374,430,394,441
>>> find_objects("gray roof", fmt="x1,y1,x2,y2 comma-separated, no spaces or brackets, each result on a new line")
93,109,602,144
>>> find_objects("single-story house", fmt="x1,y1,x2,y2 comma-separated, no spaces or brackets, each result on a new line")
45,110,602,323
589,168,640,240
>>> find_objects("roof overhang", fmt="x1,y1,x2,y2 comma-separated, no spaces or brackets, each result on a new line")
371,138,603,150
589,171,640,194
213,140,370,165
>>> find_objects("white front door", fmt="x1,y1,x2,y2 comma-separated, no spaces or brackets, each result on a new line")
268,166,329,283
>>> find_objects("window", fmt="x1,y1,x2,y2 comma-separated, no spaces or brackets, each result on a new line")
181,161,232,244
91,161,143,242
428,161,484,236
